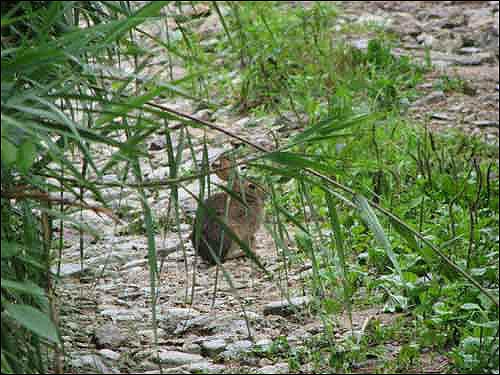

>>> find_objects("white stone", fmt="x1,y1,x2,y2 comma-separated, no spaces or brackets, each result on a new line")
99,349,121,361
156,350,204,366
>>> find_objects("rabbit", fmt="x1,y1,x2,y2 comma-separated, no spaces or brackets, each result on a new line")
191,156,265,265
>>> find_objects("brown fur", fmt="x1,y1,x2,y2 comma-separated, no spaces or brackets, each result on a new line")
191,157,265,265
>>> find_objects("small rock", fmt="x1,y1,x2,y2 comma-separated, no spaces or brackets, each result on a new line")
162,307,201,322
66,321,79,331
122,259,148,270
199,13,223,36
357,14,389,27
387,13,421,36
94,323,127,348
149,138,166,151
176,313,251,336
241,311,262,321
449,104,464,112
100,308,139,321
136,328,165,343
99,349,121,361
156,350,204,366
480,93,499,103
178,223,191,232
233,117,252,128
305,321,323,335
457,47,482,54
183,361,226,373
168,66,187,81
174,315,215,335
172,3,210,18
420,82,435,89
220,340,254,361
195,109,212,122
288,328,311,345
413,91,445,106
259,358,273,367
416,33,435,47
350,38,369,50
442,13,466,29
255,338,273,352
71,354,111,373
454,52,494,66
257,363,290,374
52,263,87,277
472,120,499,128
209,318,249,336
145,367,191,375
464,114,477,123
263,296,312,316
432,60,454,69
201,338,227,357
146,166,169,180
431,112,455,121
200,37,219,51
429,51,494,66
463,82,478,96
182,342,202,355
102,174,119,183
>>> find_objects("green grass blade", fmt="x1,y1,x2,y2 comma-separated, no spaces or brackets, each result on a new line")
5,304,60,345
354,194,402,276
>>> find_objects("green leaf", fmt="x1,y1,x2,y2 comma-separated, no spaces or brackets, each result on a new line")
462,336,480,349
1,280,45,297
390,217,418,251
96,84,171,126
291,112,379,144
1,240,19,258
17,139,37,174
5,304,60,344
469,267,487,277
262,151,335,175
276,205,309,234
460,303,481,311
469,320,498,329
325,190,353,327
420,246,437,263
403,271,418,284
1,138,17,167
102,1,170,44
384,294,408,312
433,301,451,315
1,350,14,373
354,194,402,276
323,298,341,315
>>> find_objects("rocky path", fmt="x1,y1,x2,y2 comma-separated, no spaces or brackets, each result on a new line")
57,2,498,374
341,0,499,144
57,100,336,373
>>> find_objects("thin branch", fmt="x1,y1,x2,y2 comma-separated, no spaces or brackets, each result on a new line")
1,188,121,223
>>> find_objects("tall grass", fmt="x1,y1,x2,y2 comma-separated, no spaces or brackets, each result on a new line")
1,2,172,372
